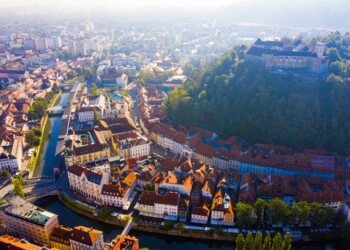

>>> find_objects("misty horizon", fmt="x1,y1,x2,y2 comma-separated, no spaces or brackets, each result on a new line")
0,0,349,30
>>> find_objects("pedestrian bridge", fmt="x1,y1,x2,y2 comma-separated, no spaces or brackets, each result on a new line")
25,189,59,203
47,105,64,115
121,218,134,235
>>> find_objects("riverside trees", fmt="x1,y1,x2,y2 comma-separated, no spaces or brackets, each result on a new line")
235,232,291,250
235,199,339,228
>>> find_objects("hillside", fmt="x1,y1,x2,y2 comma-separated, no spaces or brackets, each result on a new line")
164,33,350,154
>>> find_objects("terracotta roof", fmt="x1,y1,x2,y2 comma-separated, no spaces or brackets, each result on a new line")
192,203,210,217
67,164,85,176
50,226,73,245
202,179,215,196
68,164,103,185
79,106,101,112
194,144,216,158
102,182,129,197
71,226,102,246
124,172,137,187
73,143,105,156
112,235,139,250
139,191,179,206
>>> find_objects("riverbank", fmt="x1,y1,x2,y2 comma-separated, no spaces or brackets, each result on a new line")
57,194,235,242
56,192,320,243
29,91,62,177
36,195,350,250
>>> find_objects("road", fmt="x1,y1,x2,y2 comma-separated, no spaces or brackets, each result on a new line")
0,180,13,200
128,83,140,123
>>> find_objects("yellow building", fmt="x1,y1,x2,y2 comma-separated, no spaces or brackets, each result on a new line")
64,129,111,167
50,225,72,250
0,197,59,247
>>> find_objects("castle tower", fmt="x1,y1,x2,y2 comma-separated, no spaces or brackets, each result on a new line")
314,43,325,58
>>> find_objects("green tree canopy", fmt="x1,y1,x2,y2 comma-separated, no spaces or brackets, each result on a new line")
90,83,98,96
144,181,154,191
164,220,174,231
1,169,10,179
236,202,253,228
268,198,289,225
25,131,40,147
12,178,24,197
254,198,266,225
98,206,113,221
235,233,245,250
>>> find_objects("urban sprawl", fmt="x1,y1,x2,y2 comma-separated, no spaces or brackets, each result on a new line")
0,19,348,250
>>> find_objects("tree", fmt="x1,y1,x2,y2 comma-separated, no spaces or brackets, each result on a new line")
236,202,253,228
245,233,254,250
17,173,24,186
123,214,131,225
262,234,271,250
0,169,10,179
164,220,174,231
98,207,113,221
329,61,345,76
175,222,185,232
254,198,266,225
268,198,289,225
281,233,292,250
310,202,328,228
271,233,282,250
29,99,47,120
144,181,154,191
25,131,40,147
33,128,42,137
90,83,98,96
93,109,99,123
235,233,245,250
254,232,263,250
327,48,341,63
291,201,310,226
67,70,76,79
12,178,24,197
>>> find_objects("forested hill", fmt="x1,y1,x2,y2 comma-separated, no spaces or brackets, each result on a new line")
164,33,350,154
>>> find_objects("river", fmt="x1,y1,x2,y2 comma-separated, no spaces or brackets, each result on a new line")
32,92,343,250
33,92,70,177
35,196,233,250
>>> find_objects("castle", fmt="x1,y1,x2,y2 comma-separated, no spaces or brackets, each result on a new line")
245,38,328,74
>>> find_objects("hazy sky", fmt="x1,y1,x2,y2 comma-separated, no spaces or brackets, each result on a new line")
1,0,349,29
1,0,244,8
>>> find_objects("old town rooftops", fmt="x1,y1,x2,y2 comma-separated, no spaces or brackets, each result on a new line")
139,191,179,206
50,225,72,245
68,164,103,185
70,226,102,246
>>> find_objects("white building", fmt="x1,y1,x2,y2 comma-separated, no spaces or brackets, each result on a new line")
117,137,150,159
158,172,193,197
77,106,103,122
191,203,210,224
101,172,137,207
0,137,23,172
101,73,128,88
67,164,109,202
210,188,234,225
138,191,179,219
78,95,107,121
